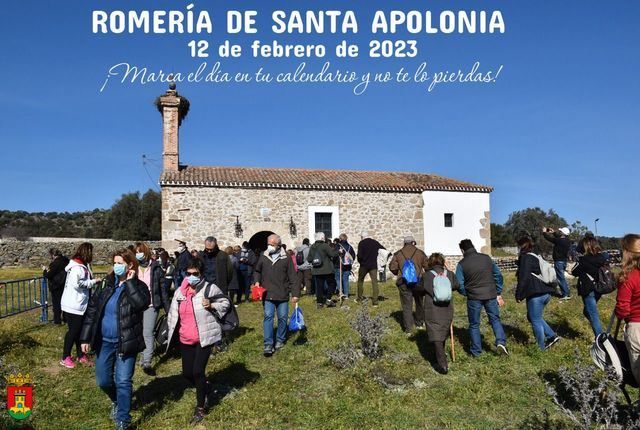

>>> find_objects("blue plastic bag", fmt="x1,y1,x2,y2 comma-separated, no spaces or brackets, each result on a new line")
288,304,305,332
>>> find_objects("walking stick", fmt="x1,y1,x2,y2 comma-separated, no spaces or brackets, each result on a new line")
450,322,456,363
339,257,344,307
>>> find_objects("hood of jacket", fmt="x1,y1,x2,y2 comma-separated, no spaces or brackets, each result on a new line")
65,259,87,273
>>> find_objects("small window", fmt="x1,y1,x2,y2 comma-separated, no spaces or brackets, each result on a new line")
444,213,454,228
315,212,333,238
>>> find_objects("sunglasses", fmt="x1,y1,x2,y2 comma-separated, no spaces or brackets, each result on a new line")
187,271,200,276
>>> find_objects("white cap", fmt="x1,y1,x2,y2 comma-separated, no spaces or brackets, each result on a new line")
559,227,570,236
315,232,325,241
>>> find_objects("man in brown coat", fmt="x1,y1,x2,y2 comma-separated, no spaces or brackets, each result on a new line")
389,236,430,334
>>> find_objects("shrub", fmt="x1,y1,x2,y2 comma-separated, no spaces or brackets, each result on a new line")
545,353,620,429
324,341,363,370
350,303,386,360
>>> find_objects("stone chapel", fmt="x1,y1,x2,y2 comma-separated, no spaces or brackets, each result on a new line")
157,84,493,256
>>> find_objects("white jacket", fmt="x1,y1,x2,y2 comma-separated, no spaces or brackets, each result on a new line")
166,280,230,350
60,260,98,316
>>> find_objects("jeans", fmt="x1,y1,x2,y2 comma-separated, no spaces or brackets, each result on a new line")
140,307,158,366
467,298,507,357
95,340,136,424
582,291,603,336
554,261,570,297
357,268,379,305
334,268,351,297
526,293,556,349
397,283,425,332
264,300,289,347
180,343,212,408
62,313,84,359
314,274,337,304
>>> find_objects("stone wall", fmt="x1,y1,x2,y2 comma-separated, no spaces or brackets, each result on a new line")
0,239,161,268
162,186,425,252
445,255,518,272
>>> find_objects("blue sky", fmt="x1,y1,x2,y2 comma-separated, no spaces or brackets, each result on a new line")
0,1,638,236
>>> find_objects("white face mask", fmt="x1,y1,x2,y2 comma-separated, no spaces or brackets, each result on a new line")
267,245,279,254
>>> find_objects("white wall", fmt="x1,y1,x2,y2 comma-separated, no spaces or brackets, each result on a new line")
422,191,491,256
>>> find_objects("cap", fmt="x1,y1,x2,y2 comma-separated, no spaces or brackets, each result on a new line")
559,227,570,236
404,235,416,244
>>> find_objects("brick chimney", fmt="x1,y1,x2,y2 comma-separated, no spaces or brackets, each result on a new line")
157,82,184,172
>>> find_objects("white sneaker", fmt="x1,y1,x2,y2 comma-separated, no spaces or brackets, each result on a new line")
497,344,509,356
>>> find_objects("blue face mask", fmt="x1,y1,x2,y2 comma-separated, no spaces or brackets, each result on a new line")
113,263,127,277
135,252,145,262
187,275,201,286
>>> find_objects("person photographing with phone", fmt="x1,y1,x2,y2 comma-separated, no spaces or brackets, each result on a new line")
79,249,151,430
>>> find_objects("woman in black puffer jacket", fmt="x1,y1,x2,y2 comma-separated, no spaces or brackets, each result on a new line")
80,248,151,430
515,236,560,351
571,236,607,337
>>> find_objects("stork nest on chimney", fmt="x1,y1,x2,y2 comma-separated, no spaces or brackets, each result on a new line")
154,93,190,126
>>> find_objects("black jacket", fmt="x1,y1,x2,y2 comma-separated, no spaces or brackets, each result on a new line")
176,249,191,273
357,238,385,271
543,232,570,261
199,248,234,292
571,253,607,296
43,255,69,292
141,261,170,312
515,253,556,301
79,274,151,356
253,250,301,301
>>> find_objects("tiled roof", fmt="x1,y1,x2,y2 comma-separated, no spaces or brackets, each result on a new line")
160,166,492,193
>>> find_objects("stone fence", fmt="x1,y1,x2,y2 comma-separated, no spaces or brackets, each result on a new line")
444,256,518,273
0,239,161,268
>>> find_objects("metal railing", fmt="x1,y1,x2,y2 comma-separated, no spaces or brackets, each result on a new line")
0,274,107,321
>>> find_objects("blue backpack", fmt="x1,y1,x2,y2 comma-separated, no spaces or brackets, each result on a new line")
430,270,452,303
401,250,419,286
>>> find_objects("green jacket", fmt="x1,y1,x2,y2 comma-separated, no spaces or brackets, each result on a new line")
307,241,338,276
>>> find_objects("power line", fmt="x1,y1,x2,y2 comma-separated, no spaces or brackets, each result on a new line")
142,154,161,191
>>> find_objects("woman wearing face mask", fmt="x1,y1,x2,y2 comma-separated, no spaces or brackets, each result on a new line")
134,242,170,375
166,257,230,424
79,249,151,430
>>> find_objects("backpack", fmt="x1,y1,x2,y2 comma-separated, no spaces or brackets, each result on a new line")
309,246,322,268
340,244,354,266
239,249,250,265
154,314,169,347
401,250,419,286
528,253,557,285
296,250,305,266
430,270,453,303
591,264,617,295
206,285,239,333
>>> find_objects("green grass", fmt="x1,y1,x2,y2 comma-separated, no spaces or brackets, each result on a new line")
0,273,615,429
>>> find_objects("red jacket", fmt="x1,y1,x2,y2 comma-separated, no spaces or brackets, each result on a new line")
615,269,640,322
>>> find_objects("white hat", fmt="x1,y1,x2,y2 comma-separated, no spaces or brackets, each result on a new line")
315,232,325,241
559,227,570,236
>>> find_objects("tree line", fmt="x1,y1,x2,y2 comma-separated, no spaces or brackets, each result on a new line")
0,189,161,241
491,207,620,255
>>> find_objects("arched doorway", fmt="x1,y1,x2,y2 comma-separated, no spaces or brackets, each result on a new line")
249,231,274,253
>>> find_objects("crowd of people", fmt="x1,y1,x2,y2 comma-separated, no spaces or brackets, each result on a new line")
40,227,640,429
